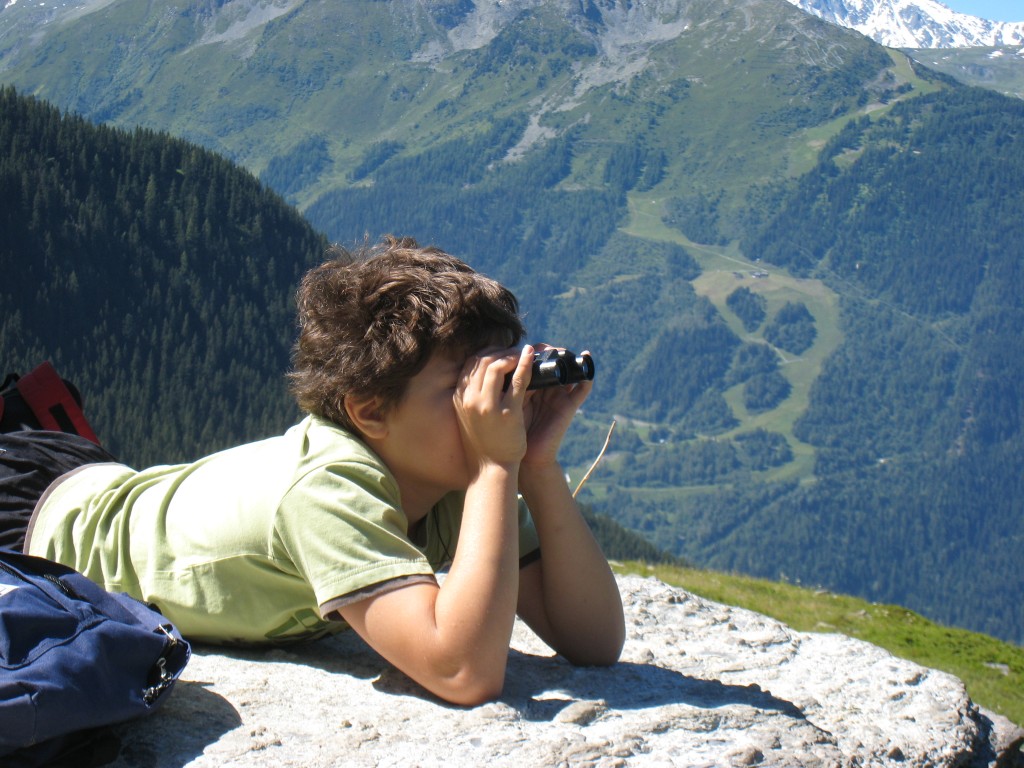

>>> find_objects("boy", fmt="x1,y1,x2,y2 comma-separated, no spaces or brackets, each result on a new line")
6,235,625,705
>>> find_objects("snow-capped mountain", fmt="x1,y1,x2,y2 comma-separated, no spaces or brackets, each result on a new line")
786,0,1024,48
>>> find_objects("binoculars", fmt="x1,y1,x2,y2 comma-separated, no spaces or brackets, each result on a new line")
504,348,595,391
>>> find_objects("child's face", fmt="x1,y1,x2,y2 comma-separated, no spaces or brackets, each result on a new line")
373,350,473,517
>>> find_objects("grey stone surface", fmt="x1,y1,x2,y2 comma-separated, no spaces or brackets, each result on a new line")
109,575,1022,767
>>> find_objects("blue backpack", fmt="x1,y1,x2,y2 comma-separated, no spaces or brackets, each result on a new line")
0,551,191,767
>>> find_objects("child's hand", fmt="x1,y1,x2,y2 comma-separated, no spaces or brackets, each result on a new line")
521,345,592,468
454,345,534,474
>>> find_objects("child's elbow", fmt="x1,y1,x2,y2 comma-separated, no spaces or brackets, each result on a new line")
563,621,626,668
424,654,509,706
587,638,626,667
567,642,624,668
446,680,505,707
436,668,507,706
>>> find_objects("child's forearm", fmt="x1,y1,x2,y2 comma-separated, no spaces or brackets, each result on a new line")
337,462,525,706
518,461,625,665
429,461,522,697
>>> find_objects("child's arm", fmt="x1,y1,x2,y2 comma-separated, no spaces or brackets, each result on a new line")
515,465,625,666
337,348,533,705
514,366,626,665
337,464,520,705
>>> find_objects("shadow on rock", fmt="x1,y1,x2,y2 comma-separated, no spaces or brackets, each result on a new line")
501,651,806,722
321,643,807,722
202,631,387,681
108,680,241,768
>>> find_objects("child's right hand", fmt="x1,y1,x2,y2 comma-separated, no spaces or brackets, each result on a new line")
454,345,533,474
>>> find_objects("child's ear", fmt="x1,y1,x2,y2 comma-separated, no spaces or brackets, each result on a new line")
344,395,388,439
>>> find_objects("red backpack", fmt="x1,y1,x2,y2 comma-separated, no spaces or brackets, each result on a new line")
0,362,99,443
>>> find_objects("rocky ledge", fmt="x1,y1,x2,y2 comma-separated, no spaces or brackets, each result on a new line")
109,575,1023,767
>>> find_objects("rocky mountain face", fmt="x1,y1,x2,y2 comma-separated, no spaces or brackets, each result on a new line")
0,0,889,215
785,0,1024,47
108,575,1023,767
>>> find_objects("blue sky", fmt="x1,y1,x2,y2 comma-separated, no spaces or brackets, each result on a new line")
941,1,1024,22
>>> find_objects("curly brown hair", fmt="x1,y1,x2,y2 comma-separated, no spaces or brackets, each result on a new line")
289,235,525,432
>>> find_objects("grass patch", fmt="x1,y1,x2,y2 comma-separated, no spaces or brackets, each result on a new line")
617,561,1024,728
622,192,843,483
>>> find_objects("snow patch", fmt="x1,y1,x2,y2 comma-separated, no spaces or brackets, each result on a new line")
786,0,1024,48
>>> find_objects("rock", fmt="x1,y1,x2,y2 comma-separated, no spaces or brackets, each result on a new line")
108,575,1020,767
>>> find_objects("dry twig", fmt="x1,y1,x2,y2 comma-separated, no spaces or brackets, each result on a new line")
572,419,617,499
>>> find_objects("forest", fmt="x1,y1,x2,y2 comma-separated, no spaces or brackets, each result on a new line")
664,87,1024,643
0,85,326,462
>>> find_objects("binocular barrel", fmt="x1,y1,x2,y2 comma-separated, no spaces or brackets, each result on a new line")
528,349,595,390
503,349,595,391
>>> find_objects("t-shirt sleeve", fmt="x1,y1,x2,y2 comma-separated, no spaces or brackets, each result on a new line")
273,459,436,611
516,497,541,564
426,493,541,569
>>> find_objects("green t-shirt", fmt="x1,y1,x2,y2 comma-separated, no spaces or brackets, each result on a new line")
26,415,540,645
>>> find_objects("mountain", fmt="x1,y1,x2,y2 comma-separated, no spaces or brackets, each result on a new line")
785,0,1024,48
783,0,1024,99
904,44,1024,100
0,0,894,219
1,0,1023,647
